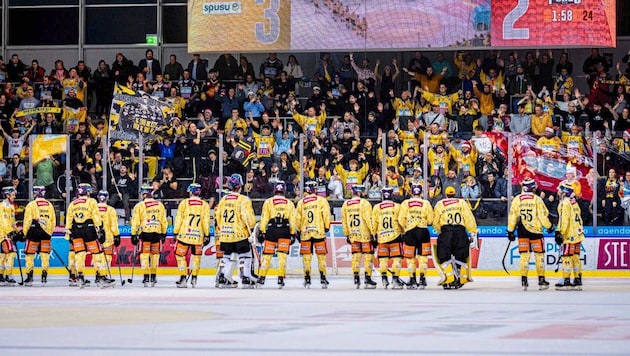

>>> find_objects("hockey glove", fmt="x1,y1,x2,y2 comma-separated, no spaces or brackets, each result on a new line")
506,231,515,242
325,227,330,234
554,231,563,246
160,234,166,243
113,235,121,247
346,237,352,245
131,234,139,246
290,234,298,245
203,235,211,247
546,225,555,234
97,229,106,244
257,231,266,244
469,232,479,249
371,236,378,249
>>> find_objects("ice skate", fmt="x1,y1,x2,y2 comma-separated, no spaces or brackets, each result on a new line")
303,272,311,289
555,278,572,291
353,272,360,289
41,271,47,285
364,273,377,289
191,276,197,288
5,276,16,287
538,276,550,290
216,274,227,288
320,272,329,289
572,276,582,291
381,273,389,289
77,274,86,289
407,274,418,290
0,275,6,287
98,275,116,289
68,274,78,287
24,272,34,287
176,275,187,288
391,276,404,290
418,274,427,289
521,276,528,291
142,274,150,288
241,276,255,289
277,276,285,289
256,276,265,288
150,274,157,287
224,277,238,289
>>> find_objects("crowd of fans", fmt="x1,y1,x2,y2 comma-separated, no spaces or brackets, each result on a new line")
0,48,629,225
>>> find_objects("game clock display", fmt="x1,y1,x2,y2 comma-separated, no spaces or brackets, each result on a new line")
492,0,616,47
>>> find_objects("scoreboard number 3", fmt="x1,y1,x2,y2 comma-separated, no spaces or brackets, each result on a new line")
255,0,280,44
503,0,529,40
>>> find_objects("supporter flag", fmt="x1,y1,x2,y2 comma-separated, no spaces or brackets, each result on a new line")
109,83,172,141
32,134,66,164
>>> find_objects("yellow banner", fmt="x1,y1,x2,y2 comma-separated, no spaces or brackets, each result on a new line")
32,134,66,164
15,107,62,118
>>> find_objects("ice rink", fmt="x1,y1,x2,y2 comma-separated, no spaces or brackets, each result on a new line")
1,275,629,355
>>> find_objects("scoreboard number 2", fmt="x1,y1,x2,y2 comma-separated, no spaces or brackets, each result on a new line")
255,0,280,44
502,0,529,40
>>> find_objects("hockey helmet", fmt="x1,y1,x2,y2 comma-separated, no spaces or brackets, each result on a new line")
2,186,16,198
77,183,92,196
521,178,537,193
381,186,394,201
411,183,422,196
351,184,365,195
97,190,109,202
304,181,317,194
274,181,286,194
557,183,574,197
227,173,243,190
187,183,202,196
140,184,153,198
33,186,46,198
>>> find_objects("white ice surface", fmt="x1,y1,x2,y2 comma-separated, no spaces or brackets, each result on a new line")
0,276,629,356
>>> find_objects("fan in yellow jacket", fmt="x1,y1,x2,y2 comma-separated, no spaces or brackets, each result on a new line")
173,183,211,288
214,174,257,288
296,181,331,288
372,187,404,289
398,183,434,289
0,187,19,286
336,158,370,199
66,183,114,288
432,186,477,289
554,183,585,291
292,103,327,137
96,191,120,271
130,184,168,288
257,181,297,288
22,186,56,286
506,179,553,291
341,184,376,289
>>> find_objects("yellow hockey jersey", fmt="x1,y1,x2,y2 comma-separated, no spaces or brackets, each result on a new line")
259,195,297,235
372,201,402,243
0,200,17,237
98,203,120,247
432,198,477,234
23,198,56,237
398,197,434,232
557,197,585,244
214,192,256,243
507,192,552,234
130,198,167,235
341,197,373,242
295,194,331,240
174,197,211,245
66,197,102,230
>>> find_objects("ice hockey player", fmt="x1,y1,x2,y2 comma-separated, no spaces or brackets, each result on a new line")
398,183,434,289
130,184,168,287
214,174,257,288
506,178,554,290
555,183,585,291
173,183,211,288
341,184,376,289
295,181,331,289
432,186,478,289
66,183,115,288
22,186,56,286
0,186,19,286
372,186,404,289
96,190,120,277
257,181,297,289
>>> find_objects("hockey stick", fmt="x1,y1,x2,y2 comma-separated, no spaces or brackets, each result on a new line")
554,245,563,273
502,240,512,276
115,247,125,286
127,245,137,284
51,247,71,273
14,242,24,286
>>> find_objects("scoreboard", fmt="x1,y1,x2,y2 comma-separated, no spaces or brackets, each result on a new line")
492,0,616,47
